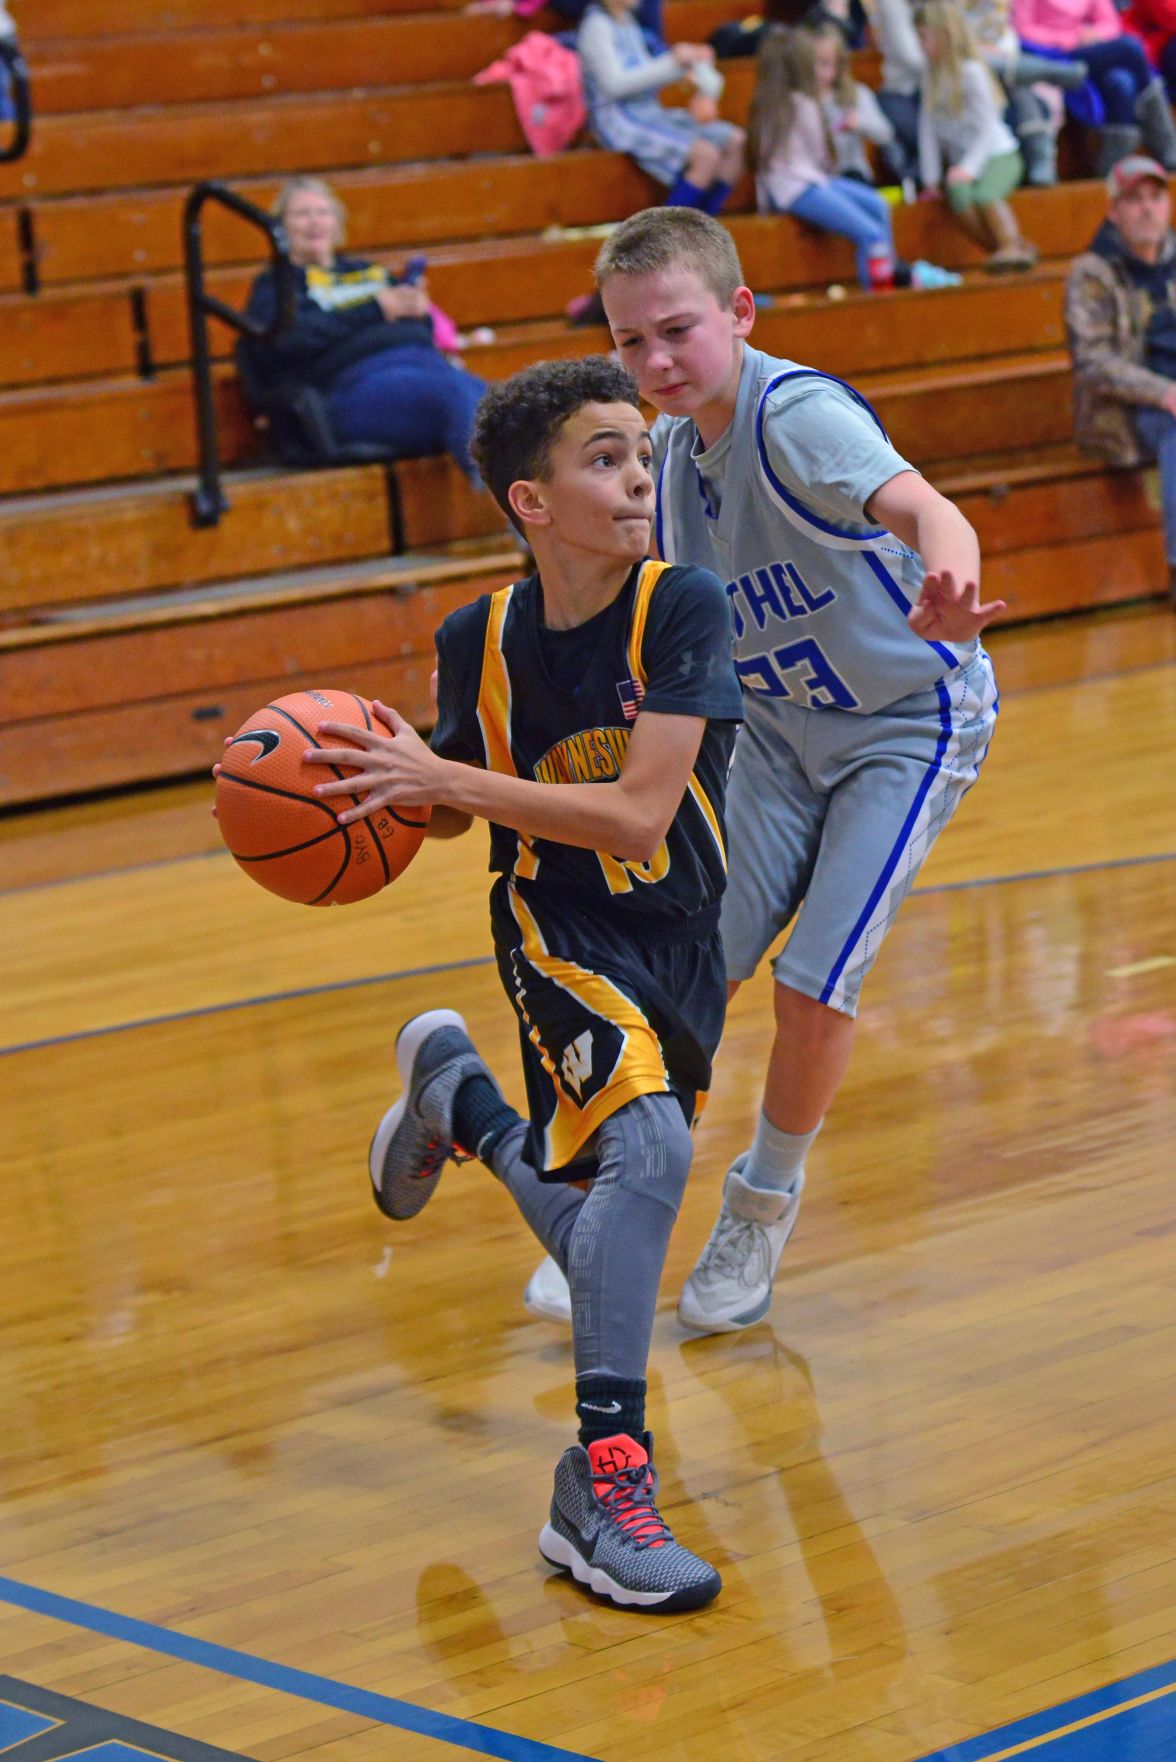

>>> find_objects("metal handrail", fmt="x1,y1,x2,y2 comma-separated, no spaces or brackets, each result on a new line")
183,179,297,528
0,36,31,163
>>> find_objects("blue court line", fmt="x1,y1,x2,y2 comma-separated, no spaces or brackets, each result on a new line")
4,1577,1176,1762
2,851,1171,1063
0,1577,597,1762
909,1652,1176,1761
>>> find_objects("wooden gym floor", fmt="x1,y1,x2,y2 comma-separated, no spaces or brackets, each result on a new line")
1,603,1174,1762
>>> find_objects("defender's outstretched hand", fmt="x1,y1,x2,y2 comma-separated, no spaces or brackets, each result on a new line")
308,701,446,823
909,569,1006,643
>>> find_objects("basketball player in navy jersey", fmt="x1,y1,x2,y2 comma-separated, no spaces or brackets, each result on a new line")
307,356,743,1611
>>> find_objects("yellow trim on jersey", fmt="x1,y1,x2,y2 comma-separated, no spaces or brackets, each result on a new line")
476,584,540,880
507,887,670,1171
476,585,517,776
626,558,671,689
626,560,726,881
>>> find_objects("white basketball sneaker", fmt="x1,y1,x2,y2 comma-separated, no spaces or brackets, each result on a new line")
677,1155,805,1334
524,1254,572,1324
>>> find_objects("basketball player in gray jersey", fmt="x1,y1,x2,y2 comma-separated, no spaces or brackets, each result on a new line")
561,205,1003,1335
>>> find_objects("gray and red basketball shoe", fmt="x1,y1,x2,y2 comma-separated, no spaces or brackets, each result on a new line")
539,1433,721,1612
368,1009,492,1220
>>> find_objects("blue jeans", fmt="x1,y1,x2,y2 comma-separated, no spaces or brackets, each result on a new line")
1079,36,1152,124
786,179,895,289
1134,403,1176,562
326,345,486,481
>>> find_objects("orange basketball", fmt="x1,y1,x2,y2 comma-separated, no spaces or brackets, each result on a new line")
215,688,430,906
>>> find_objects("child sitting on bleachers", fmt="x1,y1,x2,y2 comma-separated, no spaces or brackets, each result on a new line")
821,21,905,179
751,24,902,288
750,23,959,288
1014,0,1176,172
915,0,1039,268
575,0,746,213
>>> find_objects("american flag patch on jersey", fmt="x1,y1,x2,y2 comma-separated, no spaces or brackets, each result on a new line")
616,676,645,721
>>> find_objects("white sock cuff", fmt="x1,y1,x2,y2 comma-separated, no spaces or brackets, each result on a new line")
744,1113,822,1194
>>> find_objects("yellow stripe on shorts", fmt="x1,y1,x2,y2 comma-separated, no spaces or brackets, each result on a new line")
507,887,671,1171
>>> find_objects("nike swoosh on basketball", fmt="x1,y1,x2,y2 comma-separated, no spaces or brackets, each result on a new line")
580,1400,622,1414
228,730,280,762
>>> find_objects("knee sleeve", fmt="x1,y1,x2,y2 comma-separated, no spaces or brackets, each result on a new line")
567,1093,694,1381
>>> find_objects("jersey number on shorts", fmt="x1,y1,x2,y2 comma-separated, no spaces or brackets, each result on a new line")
597,841,671,895
736,638,860,710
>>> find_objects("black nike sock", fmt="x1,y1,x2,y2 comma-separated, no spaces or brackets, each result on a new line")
575,1375,647,1448
451,1073,521,1165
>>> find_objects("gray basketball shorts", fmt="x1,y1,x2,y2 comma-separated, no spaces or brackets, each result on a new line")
720,652,998,1016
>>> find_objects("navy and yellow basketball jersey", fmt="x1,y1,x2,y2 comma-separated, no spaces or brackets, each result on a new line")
432,558,742,1175
431,558,743,925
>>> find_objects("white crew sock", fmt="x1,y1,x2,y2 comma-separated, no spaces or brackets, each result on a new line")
742,1112,821,1196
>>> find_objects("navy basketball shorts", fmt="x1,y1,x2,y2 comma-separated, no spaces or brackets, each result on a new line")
489,876,727,1182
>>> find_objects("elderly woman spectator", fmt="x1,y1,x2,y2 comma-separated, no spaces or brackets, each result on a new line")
241,177,486,480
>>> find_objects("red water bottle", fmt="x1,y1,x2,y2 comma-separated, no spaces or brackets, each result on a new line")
867,239,894,292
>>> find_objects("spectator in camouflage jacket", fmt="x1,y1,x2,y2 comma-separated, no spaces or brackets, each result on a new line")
1065,154,1176,598
1065,155,1176,465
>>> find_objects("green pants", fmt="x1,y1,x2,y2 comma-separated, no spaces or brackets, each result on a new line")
945,150,1024,212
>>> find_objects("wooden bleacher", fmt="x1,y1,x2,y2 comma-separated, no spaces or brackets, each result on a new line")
0,1,1167,807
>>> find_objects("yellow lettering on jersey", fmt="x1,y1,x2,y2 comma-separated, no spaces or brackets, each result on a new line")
533,724,632,786
597,844,671,895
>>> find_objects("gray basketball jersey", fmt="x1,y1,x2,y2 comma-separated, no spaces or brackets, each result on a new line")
654,344,979,716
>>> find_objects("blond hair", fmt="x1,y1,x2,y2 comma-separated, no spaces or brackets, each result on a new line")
271,176,347,243
594,206,743,304
914,0,998,116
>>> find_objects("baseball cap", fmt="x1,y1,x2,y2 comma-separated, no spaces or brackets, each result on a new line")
1106,155,1170,198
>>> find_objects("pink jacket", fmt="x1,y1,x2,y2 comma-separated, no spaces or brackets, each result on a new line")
755,93,836,212
474,31,587,156
1012,0,1123,49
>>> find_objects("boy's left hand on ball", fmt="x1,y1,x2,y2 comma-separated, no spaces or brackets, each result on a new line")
307,701,446,823
909,570,1006,641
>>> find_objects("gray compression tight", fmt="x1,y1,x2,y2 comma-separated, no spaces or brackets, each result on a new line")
489,1092,693,1381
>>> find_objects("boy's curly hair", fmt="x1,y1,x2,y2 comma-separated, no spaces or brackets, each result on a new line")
472,355,642,531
